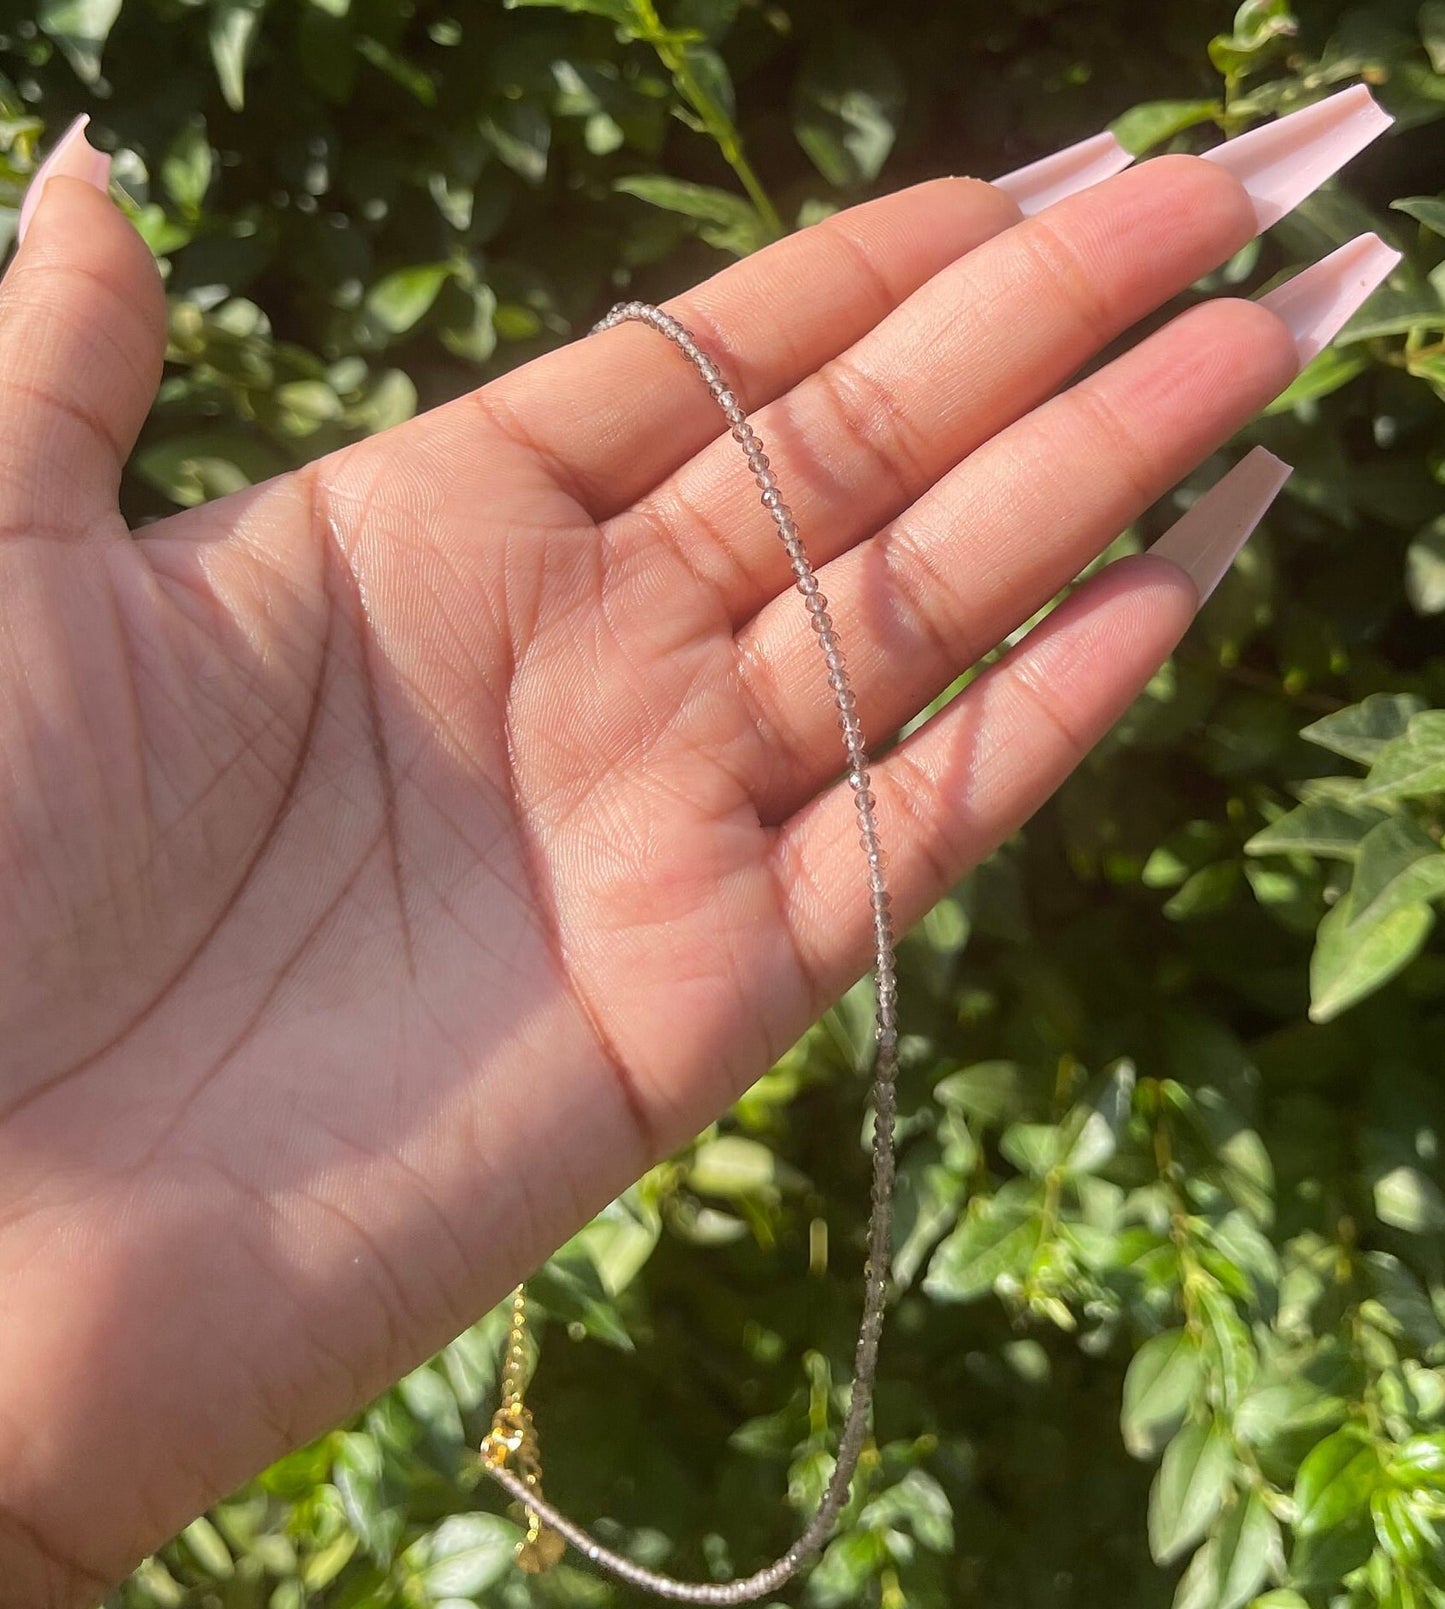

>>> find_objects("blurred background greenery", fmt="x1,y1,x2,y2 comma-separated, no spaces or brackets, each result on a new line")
4,0,1445,1604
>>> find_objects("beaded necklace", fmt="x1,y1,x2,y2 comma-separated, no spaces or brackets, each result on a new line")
481,304,901,1602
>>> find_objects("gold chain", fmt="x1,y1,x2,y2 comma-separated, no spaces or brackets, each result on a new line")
479,1286,565,1573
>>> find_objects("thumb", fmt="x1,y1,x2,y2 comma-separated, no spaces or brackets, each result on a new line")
1,115,167,538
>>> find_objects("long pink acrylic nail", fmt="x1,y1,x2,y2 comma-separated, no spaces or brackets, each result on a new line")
17,114,112,245
1203,85,1393,230
1259,233,1402,367
994,130,1134,216
1149,447,1292,604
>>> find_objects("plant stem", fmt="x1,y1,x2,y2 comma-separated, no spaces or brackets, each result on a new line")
633,0,785,240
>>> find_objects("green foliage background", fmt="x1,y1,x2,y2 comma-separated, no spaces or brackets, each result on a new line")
4,0,1445,1604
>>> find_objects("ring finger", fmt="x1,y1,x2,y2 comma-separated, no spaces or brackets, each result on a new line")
734,229,1397,823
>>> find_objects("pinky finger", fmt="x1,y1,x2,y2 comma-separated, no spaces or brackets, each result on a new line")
772,448,1292,990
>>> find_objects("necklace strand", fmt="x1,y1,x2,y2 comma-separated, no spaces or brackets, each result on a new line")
482,302,901,1603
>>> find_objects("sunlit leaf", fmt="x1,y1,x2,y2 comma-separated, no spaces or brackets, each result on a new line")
1110,99,1221,154
1122,1330,1203,1459
210,0,265,110
1148,1417,1234,1565
614,174,768,255
1300,694,1425,764
1309,896,1433,1022
38,0,122,82
791,26,904,187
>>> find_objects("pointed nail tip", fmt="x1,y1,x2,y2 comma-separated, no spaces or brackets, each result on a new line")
16,113,109,247
1204,82,1394,232
1148,451,1292,605
1240,444,1295,494
1259,230,1402,367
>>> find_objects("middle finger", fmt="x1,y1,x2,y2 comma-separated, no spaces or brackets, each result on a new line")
604,84,1387,625
606,154,1257,620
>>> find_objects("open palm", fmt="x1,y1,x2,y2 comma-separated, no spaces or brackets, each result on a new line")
0,142,1310,1604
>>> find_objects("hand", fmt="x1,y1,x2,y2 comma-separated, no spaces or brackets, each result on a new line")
0,94,1390,1604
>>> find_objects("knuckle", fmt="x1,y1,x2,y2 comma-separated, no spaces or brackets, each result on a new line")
1069,383,1158,508
815,355,930,502
1010,214,1116,346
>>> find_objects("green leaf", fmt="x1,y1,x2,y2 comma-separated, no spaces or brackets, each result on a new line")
1172,1491,1278,1609
1300,694,1426,764
688,1134,779,1198
1359,711,1445,802
1406,515,1445,615
355,35,435,104
999,1122,1063,1178
1110,99,1221,155
439,279,499,364
272,379,342,436
38,0,123,82
1208,0,1297,78
1164,863,1241,921
1389,1431,1445,1486
1196,1295,1254,1412
179,1515,234,1578
934,1061,1024,1124
133,432,285,507
791,27,904,188
161,124,214,215
1059,1060,1135,1175
1294,1427,1381,1535
1392,194,1445,237
1373,1164,1445,1233
923,1196,1042,1303
1265,344,1368,413
480,101,550,185
364,263,455,335
892,1146,967,1289
1423,2,1445,72
807,1528,889,1607
1372,1485,1441,1564
1122,1330,1204,1459
209,0,265,110
614,175,767,255
530,1245,634,1349
1346,817,1445,928
859,1469,954,1554
407,1513,520,1600
1148,1417,1234,1565
1245,801,1387,859
680,43,734,122
1309,896,1433,1022
334,1433,405,1565
575,1193,660,1297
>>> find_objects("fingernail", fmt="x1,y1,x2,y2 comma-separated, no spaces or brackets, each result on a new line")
1202,84,1392,231
1258,232,1402,367
1149,447,1292,605
994,130,1134,216
17,114,112,246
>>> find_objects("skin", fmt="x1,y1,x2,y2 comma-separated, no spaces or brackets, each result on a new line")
0,155,1298,1605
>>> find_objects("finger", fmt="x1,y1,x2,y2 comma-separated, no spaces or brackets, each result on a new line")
475,131,1132,517
0,117,167,539
473,178,1022,518
609,86,1389,623
736,231,1399,822
736,296,1297,821
771,450,1291,1000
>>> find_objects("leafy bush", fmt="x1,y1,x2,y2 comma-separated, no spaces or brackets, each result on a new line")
5,0,1445,1604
